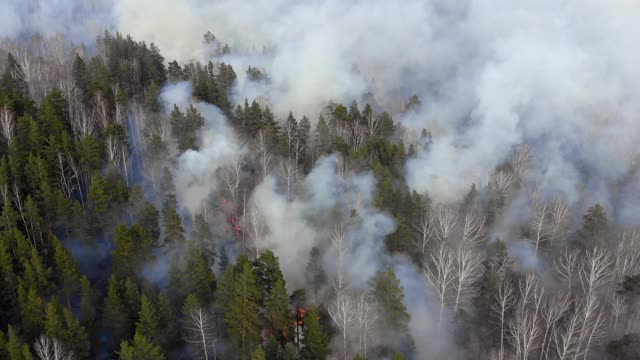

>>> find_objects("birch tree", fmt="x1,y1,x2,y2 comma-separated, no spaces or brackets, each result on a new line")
34,335,74,360
354,294,377,358
424,243,455,325
491,280,515,360
185,308,218,360
451,243,483,314
329,292,357,360
0,106,15,145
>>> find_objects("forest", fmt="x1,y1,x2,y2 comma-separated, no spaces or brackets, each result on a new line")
1,1,640,360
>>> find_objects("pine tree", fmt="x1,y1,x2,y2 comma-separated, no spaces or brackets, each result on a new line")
72,54,89,102
155,293,178,350
136,202,161,245
44,301,64,342
88,173,113,215
221,255,261,360
53,236,80,309
6,325,33,360
183,241,216,305
301,306,329,360
0,240,17,316
368,268,414,353
105,275,130,346
17,284,43,341
193,213,216,268
266,278,291,344
136,295,160,343
118,333,165,360
577,203,608,249
22,247,50,296
61,307,90,358
254,250,285,307
162,194,185,247
218,245,230,273
44,300,90,358
251,345,266,360
79,275,96,328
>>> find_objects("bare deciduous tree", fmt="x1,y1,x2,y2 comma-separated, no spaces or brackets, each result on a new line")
512,144,532,180
279,159,298,200
56,152,77,199
549,197,572,243
555,250,580,292
329,291,357,360
579,247,612,296
222,154,245,209
0,106,15,145
414,212,433,257
452,244,483,314
491,280,515,360
540,292,571,360
528,202,552,257
494,170,515,197
354,294,377,357
609,293,625,336
246,200,267,258
185,308,218,360
255,130,272,180
432,204,459,243
424,243,455,325
461,211,486,246
331,225,347,292
34,335,74,360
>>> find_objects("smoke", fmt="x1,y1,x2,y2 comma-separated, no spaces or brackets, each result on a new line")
160,81,244,215
0,0,113,43
251,155,397,289
6,0,637,207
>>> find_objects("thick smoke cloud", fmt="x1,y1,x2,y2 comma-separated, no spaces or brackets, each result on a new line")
111,0,640,213
0,0,113,43
160,81,243,215
251,155,397,289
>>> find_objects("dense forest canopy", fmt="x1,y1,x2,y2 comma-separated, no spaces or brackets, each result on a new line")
0,1,639,360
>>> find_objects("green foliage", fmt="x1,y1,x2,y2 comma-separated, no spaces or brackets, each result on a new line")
219,255,261,359
266,278,291,344
44,300,90,358
369,268,410,330
6,325,33,360
577,203,609,248
168,242,216,307
162,194,185,247
135,295,160,344
88,174,113,215
118,333,165,360
105,275,131,347
112,224,154,279
17,285,43,340
254,250,285,306
301,306,329,360
192,213,216,267
53,236,80,308
251,345,266,360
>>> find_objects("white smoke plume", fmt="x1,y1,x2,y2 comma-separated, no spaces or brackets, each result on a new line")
0,0,113,43
110,0,640,214
251,155,397,289
160,81,244,215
